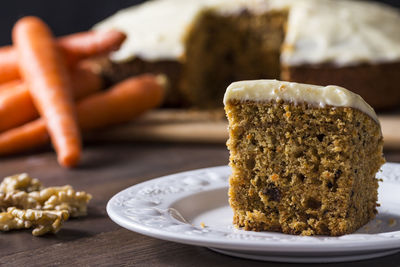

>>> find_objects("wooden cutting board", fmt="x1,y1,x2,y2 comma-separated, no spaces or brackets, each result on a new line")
87,109,400,149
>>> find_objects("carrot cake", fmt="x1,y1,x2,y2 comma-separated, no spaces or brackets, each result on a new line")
93,0,400,109
224,79,385,236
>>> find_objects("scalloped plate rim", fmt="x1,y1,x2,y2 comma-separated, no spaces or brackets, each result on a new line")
107,163,400,254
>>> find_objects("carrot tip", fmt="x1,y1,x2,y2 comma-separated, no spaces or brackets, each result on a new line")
59,153,81,168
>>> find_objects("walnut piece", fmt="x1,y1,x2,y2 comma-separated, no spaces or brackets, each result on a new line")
0,186,92,216
0,207,69,236
0,191,41,211
0,174,91,236
0,173,43,193
41,186,92,217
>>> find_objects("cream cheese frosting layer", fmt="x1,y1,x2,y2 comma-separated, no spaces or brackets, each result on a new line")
282,0,400,66
94,0,400,66
94,0,202,62
93,0,274,62
223,79,379,123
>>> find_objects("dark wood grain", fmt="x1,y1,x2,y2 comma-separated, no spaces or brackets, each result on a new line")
0,143,399,266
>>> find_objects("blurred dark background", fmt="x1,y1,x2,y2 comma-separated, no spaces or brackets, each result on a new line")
0,0,399,46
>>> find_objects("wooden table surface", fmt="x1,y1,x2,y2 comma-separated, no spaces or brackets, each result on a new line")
1,142,400,267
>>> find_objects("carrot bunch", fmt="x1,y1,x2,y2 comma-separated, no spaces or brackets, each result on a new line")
0,16,165,167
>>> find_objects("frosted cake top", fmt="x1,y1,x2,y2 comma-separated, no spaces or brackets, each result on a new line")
94,0,400,66
224,79,379,123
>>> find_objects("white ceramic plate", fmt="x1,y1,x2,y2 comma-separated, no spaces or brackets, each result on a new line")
107,163,400,263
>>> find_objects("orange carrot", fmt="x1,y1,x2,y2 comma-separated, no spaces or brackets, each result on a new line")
0,119,50,156
77,74,165,130
0,82,38,133
58,30,126,65
0,80,21,93
0,74,165,156
0,29,125,84
0,47,20,84
13,16,81,168
0,66,103,132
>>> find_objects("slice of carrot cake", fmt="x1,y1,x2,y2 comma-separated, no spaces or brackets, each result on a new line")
224,80,384,236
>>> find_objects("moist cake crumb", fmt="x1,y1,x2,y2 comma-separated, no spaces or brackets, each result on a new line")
224,80,384,236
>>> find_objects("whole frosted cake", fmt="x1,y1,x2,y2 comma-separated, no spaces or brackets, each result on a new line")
224,80,385,236
94,0,400,109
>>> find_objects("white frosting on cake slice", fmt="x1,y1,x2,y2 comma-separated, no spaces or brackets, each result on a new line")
94,0,400,66
223,79,379,123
